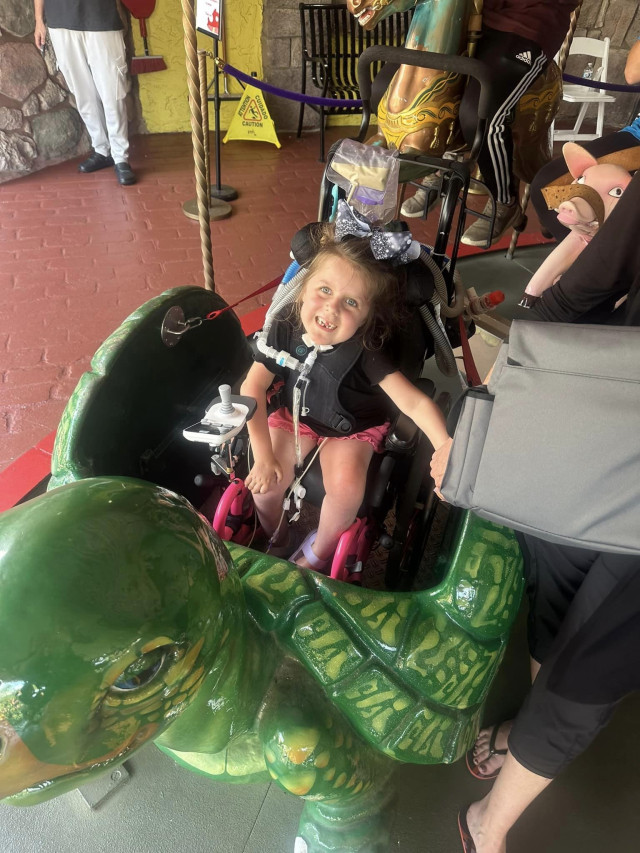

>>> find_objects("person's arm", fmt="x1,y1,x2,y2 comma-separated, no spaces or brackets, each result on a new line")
240,361,283,494
34,0,46,50
624,39,640,84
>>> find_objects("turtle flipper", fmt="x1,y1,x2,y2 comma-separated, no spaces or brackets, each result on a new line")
296,787,395,853
260,663,392,801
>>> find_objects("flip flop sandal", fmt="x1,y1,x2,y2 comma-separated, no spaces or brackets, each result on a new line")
288,530,330,573
465,723,508,781
457,804,477,853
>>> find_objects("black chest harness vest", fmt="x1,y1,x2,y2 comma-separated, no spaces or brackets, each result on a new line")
279,338,363,436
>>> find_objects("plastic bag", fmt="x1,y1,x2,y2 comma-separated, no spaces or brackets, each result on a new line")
326,139,399,223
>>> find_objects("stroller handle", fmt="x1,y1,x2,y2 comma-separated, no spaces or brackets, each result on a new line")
357,45,492,160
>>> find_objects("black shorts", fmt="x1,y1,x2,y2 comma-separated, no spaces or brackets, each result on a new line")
509,536,639,778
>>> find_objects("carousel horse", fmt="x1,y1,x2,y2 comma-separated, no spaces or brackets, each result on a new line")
347,0,562,185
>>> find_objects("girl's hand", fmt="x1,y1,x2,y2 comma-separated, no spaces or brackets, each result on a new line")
245,457,283,495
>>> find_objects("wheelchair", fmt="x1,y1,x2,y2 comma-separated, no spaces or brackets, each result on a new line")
182,180,468,587
179,43,504,586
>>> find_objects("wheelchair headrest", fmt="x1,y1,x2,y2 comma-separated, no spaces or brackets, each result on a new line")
290,221,325,267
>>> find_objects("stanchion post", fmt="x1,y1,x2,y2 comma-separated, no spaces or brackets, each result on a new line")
199,49,211,192
209,26,238,201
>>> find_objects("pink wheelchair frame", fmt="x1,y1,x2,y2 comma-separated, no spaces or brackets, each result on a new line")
212,477,375,583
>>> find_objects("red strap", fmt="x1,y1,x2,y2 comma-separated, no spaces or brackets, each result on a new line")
206,276,282,321
458,315,482,387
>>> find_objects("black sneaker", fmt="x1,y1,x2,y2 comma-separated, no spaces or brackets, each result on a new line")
114,162,137,186
78,152,114,173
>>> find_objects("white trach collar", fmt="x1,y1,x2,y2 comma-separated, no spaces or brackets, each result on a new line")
301,333,333,352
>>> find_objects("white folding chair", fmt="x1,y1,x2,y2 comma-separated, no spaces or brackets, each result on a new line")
553,36,616,142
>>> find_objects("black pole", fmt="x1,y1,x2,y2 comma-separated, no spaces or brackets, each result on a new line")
209,34,238,201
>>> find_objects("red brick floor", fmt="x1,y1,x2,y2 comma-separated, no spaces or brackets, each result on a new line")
0,127,546,476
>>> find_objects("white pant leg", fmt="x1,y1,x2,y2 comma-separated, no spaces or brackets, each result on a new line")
48,29,130,162
48,28,110,157
84,31,130,163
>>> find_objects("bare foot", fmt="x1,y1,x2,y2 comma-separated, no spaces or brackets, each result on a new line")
470,721,513,778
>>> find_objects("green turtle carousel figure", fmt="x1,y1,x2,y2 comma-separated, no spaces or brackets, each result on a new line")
0,477,522,852
0,254,523,853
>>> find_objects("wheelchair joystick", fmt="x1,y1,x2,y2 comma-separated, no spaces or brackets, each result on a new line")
217,384,234,416
183,386,257,448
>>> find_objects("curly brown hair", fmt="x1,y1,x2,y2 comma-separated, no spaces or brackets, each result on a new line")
294,222,408,349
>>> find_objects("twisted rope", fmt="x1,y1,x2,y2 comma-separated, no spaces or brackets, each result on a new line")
182,0,215,292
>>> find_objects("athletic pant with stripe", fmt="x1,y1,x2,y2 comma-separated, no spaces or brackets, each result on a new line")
459,28,548,205
48,28,130,163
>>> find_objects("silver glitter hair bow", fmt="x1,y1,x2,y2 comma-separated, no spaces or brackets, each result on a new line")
334,200,421,265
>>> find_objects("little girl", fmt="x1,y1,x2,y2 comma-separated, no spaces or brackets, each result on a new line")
241,217,452,571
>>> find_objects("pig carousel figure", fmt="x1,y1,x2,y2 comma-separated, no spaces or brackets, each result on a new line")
520,143,638,308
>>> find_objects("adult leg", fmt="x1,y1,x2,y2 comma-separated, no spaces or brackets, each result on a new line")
459,29,548,206
530,131,639,241
469,536,594,778
464,753,552,853
84,31,130,164
48,29,111,158
302,438,373,564
252,427,316,542
459,29,547,245
463,551,638,851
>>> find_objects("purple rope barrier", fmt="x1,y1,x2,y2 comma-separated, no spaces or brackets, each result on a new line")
221,62,363,108
562,73,640,93
221,63,640,108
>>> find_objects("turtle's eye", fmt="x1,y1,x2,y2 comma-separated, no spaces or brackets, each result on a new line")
609,186,624,198
111,647,169,692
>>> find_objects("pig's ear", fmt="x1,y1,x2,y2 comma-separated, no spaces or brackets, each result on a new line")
563,142,598,180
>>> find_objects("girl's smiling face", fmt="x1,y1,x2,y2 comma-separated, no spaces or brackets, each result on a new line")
299,255,371,346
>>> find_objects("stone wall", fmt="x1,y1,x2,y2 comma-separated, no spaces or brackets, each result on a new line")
0,2,87,182
563,0,640,127
0,1,143,184
262,0,336,132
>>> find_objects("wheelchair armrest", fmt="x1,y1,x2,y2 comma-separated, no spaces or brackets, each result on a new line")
385,412,418,452
385,378,436,453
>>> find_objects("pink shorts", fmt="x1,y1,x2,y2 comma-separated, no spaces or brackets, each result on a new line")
268,407,390,453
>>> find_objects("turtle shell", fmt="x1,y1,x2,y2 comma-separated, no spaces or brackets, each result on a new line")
230,508,523,765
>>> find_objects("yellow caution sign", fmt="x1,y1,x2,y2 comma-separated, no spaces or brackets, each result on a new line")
223,85,281,148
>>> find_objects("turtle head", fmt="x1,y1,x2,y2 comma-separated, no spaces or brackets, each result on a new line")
0,477,243,804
